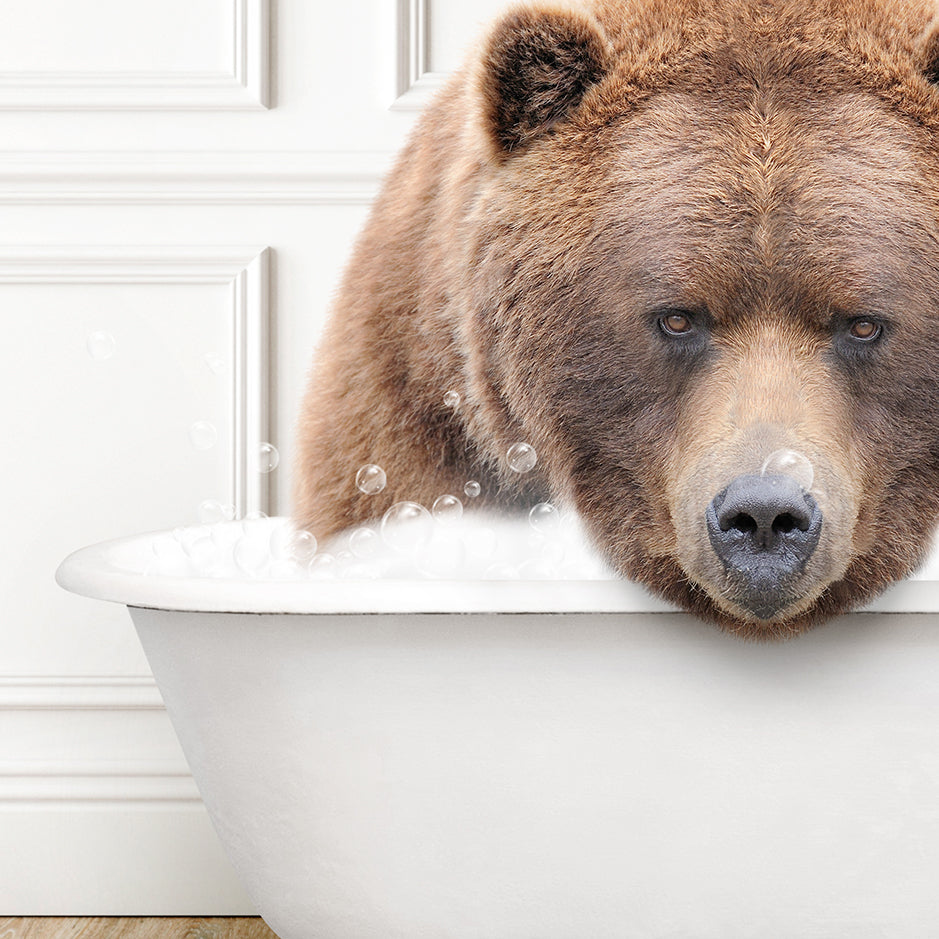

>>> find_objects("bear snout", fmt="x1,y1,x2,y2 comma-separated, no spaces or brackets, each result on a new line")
706,474,824,619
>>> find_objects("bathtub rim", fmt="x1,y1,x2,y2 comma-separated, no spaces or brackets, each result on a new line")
54,525,675,615
55,523,939,616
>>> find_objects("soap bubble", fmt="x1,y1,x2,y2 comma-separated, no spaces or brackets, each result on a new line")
381,502,433,553
204,353,225,374
356,464,387,495
416,534,466,577
172,526,198,545
150,535,192,576
210,520,241,553
443,390,461,408
183,536,217,570
270,559,302,580
268,519,294,560
464,480,481,498
485,562,520,580
529,502,561,533
87,330,116,360
519,557,559,579
242,511,269,539
507,442,538,473
268,519,317,563
153,535,184,562
338,559,380,581
198,500,231,524
151,554,189,577
761,449,814,490
290,530,318,563
199,499,235,524
256,443,279,473
463,525,498,564
432,494,463,524
308,553,337,578
349,526,381,559
540,539,566,566
190,421,218,451
233,535,267,575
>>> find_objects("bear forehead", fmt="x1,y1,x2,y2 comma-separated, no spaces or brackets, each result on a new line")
475,0,939,329
591,0,934,80
599,86,939,325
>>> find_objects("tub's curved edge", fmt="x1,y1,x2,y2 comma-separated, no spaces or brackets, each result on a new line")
54,535,679,615
57,569,678,616
55,522,939,616
55,539,130,605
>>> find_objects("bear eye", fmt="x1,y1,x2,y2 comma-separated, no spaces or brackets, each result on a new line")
659,312,695,336
847,318,882,342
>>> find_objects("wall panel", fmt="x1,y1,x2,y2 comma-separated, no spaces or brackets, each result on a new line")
0,0,268,109
0,246,270,675
0,0,515,914
393,0,511,109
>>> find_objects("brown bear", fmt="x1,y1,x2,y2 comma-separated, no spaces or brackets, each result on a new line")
294,0,939,638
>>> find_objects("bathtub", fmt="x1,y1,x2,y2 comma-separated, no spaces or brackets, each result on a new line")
56,516,939,939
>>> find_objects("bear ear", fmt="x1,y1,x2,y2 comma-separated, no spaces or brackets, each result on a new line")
477,4,614,157
919,14,939,84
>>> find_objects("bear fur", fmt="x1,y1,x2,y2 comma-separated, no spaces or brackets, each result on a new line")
295,0,939,638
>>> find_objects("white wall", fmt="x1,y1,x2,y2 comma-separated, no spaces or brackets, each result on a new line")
0,0,514,913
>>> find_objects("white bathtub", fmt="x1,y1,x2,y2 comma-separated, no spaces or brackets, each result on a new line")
56,517,939,939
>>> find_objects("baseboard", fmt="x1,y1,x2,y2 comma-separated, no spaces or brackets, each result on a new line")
0,805,255,914
0,676,255,914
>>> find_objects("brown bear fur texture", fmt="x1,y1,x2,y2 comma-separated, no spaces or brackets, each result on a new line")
295,0,939,638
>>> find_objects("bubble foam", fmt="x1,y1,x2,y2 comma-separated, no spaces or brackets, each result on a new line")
139,510,610,582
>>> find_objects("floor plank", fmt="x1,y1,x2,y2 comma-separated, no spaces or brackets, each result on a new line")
0,920,279,939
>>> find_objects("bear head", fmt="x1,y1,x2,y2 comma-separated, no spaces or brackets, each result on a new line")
295,0,939,638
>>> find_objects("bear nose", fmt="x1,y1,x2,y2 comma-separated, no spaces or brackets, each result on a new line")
705,473,823,620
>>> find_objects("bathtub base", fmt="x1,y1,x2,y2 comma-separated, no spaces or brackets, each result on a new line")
131,606,939,939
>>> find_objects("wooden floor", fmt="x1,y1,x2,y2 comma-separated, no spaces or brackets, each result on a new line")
0,921,278,939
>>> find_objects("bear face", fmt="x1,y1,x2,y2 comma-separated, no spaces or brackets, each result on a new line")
295,0,939,637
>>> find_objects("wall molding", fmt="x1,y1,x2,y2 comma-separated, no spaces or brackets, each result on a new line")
0,676,200,805
0,0,269,110
393,0,447,110
232,249,270,515
0,760,200,804
0,245,271,517
0,675,162,710
0,151,389,204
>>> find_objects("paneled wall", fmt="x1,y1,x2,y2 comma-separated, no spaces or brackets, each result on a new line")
0,0,513,913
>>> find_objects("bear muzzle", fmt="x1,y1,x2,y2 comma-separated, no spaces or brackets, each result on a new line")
705,473,824,620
